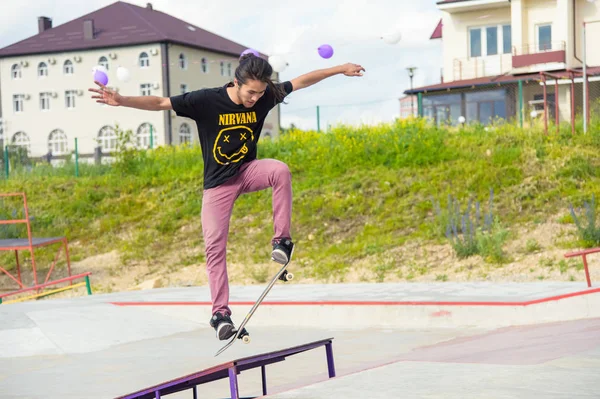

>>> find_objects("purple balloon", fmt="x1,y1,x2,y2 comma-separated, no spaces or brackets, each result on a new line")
241,48,260,58
94,69,108,85
318,44,334,59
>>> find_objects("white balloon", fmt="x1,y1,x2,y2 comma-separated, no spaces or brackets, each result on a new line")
381,30,402,45
269,55,288,73
116,66,131,82
458,116,466,124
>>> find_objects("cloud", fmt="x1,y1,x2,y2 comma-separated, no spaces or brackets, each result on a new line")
0,0,444,129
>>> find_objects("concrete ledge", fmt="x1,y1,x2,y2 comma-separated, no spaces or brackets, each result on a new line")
117,287,600,330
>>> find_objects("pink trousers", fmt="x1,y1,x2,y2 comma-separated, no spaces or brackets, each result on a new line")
201,159,292,316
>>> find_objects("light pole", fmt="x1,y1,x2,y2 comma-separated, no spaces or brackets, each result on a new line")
407,66,417,116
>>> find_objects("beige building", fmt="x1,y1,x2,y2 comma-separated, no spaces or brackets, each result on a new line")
398,95,418,119
0,1,282,159
407,0,600,126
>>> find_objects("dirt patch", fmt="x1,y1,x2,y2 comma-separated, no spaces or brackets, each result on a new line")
2,217,598,299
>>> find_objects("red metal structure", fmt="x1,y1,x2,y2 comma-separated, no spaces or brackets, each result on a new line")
0,192,77,299
539,70,586,136
564,247,599,288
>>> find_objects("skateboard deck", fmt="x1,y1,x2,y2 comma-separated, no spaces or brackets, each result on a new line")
215,253,294,357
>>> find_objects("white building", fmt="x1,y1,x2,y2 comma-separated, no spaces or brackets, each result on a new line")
0,1,282,159
407,0,600,126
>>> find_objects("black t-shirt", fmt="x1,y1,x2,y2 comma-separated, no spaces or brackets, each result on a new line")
170,81,293,189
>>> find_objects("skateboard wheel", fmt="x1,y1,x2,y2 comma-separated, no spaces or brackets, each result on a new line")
285,272,294,281
242,335,251,344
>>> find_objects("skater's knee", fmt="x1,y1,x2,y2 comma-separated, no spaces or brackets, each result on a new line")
272,161,291,181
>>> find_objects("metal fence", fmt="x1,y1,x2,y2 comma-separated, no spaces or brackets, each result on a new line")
419,71,600,135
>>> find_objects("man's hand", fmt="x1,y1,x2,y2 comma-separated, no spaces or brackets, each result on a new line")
340,63,365,77
89,81,123,106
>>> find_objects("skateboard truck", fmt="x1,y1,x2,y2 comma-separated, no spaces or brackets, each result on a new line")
278,269,294,282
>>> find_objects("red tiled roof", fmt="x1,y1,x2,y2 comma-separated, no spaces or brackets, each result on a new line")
0,1,259,58
404,67,600,94
430,19,443,40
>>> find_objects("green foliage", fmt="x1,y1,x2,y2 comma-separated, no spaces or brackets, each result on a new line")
569,194,600,247
0,118,598,281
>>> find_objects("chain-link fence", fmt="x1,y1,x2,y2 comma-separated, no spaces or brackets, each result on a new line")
418,71,600,134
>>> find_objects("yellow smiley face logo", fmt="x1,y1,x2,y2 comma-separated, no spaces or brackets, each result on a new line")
213,126,255,165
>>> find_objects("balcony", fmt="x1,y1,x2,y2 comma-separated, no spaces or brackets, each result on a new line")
438,0,510,14
512,41,566,70
453,53,513,81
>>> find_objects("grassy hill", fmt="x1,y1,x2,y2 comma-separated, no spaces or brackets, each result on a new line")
1,118,599,293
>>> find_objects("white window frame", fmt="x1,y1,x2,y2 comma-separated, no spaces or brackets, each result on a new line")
469,24,511,58
227,62,233,77
140,83,152,96
201,58,209,73
536,23,553,52
12,131,31,154
179,123,192,144
98,125,117,151
13,94,24,113
48,129,69,155
98,56,109,70
136,123,156,148
65,90,76,109
63,60,74,74
220,61,225,76
40,92,51,111
180,84,188,94
179,53,187,70
11,64,22,79
38,62,48,78
139,52,150,67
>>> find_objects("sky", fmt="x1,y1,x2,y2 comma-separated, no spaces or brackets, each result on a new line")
0,0,444,130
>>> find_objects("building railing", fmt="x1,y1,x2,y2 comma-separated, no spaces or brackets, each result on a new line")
512,41,566,56
453,53,513,81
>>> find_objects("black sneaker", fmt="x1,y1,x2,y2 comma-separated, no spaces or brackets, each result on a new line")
271,238,294,264
209,312,235,341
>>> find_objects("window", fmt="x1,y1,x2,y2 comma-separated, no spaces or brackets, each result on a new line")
538,24,552,51
465,89,507,124
13,94,24,113
486,27,498,56
220,61,225,76
63,60,74,74
38,62,48,77
503,25,512,54
227,62,232,76
98,56,109,70
201,57,208,73
140,83,152,96
65,90,76,109
180,84,188,94
470,29,482,57
40,92,51,111
469,24,512,57
48,129,68,155
179,123,191,144
139,52,150,67
98,126,117,151
12,132,31,154
136,123,156,148
11,64,22,79
179,53,187,69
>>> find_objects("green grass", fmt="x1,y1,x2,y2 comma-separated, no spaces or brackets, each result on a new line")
1,118,600,283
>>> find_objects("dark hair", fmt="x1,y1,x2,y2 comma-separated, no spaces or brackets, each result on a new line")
235,54,286,104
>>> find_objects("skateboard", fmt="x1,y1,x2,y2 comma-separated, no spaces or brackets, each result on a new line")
215,250,294,357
